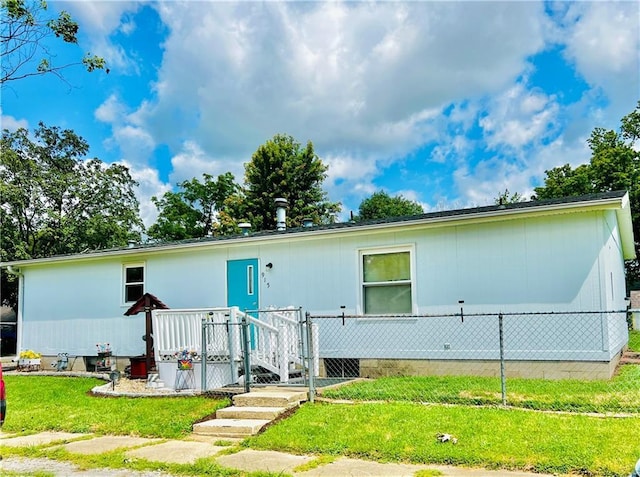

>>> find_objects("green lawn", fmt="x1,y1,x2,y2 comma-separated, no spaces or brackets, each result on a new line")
629,330,640,352
3,372,640,476
321,365,640,413
249,402,640,476
2,375,228,438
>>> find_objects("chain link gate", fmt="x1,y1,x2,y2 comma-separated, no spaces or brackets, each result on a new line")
201,317,243,392
200,307,312,394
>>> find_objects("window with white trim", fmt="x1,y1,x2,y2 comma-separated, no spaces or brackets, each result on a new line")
124,263,145,303
361,248,413,315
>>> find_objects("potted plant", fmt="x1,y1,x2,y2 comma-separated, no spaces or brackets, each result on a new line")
174,348,198,370
18,350,41,370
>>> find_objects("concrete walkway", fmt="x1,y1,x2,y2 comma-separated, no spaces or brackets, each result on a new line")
0,431,553,477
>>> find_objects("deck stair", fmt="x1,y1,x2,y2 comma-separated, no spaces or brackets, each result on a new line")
192,388,308,438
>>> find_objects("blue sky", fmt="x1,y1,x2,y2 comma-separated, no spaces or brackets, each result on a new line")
1,1,638,226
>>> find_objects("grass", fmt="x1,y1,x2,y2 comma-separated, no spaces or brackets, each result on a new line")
2,375,228,438
248,401,640,476
3,369,640,476
321,365,640,413
629,330,640,352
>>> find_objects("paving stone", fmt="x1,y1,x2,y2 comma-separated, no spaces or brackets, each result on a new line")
216,449,312,473
296,457,430,477
61,435,160,454
0,431,90,447
126,440,225,464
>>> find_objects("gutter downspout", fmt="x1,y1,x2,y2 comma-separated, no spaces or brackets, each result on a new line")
6,266,24,358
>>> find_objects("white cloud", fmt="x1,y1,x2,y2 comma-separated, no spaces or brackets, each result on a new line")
0,110,28,131
68,1,636,219
480,82,560,151
95,94,126,123
168,141,240,186
123,161,171,228
61,1,142,73
95,95,155,166
559,2,639,116
142,1,549,161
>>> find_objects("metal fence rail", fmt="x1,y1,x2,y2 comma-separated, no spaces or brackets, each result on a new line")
304,310,638,413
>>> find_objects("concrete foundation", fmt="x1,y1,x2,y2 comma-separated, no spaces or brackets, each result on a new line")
320,355,621,380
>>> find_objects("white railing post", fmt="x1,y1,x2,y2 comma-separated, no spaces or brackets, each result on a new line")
278,323,289,383
228,307,239,383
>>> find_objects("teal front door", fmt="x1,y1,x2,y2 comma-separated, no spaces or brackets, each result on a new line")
227,259,259,312
227,259,259,351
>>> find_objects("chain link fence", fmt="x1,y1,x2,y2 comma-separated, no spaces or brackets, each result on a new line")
304,310,639,414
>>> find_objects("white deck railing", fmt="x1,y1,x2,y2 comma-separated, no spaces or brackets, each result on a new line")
151,306,305,387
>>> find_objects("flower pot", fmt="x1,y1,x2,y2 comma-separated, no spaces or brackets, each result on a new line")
18,358,41,371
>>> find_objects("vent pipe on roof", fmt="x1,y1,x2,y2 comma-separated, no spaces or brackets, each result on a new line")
127,240,137,249
238,222,251,236
275,198,288,231
302,217,313,228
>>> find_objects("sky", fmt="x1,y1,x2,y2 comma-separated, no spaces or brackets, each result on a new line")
1,0,639,227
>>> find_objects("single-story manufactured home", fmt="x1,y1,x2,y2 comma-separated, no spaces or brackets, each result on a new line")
2,190,636,381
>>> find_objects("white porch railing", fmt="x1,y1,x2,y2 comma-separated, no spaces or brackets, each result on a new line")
151,306,306,389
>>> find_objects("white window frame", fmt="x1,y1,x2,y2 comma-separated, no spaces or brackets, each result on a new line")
123,262,145,304
357,245,416,316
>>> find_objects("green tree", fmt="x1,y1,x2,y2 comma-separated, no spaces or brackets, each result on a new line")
1,0,106,85
494,188,525,205
356,191,424,221
240,134,341,230
534,101,640,289
148,172,238,241
1,123,143,306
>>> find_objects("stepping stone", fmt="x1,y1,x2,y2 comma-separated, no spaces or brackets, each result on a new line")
216,449,312,473
296,457,430,476
61,435,160,454
0,432,89,447
126,440,225,464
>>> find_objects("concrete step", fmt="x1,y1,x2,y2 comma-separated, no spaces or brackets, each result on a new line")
233,390,308,408
192,418,271,437
216,406,289,420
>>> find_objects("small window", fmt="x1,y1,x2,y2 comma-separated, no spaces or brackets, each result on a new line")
124,264,144,303
361,248,413,315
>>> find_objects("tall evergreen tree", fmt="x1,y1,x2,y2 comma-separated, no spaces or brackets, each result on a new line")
240,134,341,230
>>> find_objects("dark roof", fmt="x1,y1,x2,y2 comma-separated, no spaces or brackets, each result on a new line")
124,293,170,316
2,190,630,264
125,190,629,250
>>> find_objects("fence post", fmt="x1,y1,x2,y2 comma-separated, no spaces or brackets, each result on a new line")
305,311,315,403
201,317,207,393
499,313,507,406
241,313,251,393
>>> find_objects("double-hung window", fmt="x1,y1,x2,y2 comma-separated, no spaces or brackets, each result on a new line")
361,247,413,315
124,263,145,303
